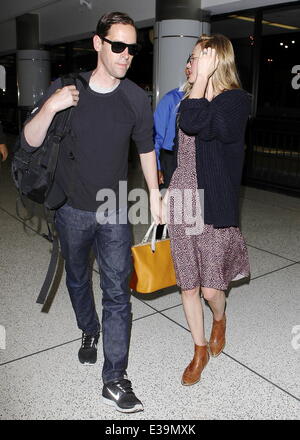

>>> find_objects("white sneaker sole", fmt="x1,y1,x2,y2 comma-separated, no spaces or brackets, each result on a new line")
102,396,144,413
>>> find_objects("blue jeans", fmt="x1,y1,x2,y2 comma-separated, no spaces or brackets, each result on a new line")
55,204,132,384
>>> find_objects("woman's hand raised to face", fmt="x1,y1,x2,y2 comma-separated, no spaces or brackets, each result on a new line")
196,47,219,82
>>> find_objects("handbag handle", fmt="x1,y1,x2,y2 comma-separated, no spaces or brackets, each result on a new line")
142,221,156,243
161,224,168,240
142,222,168,252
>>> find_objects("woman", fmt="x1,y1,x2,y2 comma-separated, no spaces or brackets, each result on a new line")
163,34,251,386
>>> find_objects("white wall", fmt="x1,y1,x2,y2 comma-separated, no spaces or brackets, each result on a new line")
0,0,62,52
202,0,299,12
39,0,156,45
0,0,156,53
0,0,62,22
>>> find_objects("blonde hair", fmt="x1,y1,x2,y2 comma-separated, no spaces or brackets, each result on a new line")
184,34,241,99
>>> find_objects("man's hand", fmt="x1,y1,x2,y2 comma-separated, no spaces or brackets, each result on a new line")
24,85,80,148
158,170,164,185
0,144,8,161
46,85,79,114
150,189,162,225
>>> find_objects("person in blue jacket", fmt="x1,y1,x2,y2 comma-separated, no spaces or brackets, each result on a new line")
154,66,190,188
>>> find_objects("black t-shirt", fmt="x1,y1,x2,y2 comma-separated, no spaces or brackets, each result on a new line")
22,71,154,211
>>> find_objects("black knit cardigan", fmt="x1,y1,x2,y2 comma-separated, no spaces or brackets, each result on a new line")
173,88,251,228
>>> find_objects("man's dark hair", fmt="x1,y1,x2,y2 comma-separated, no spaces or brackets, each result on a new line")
96,11,136,38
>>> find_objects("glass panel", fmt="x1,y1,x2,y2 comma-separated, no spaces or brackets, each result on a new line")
253,5,300,191
0,54,18,133
211,12,255,93
258,5,300,119
48,38,96,80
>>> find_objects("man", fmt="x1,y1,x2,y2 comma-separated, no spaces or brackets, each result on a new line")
0,121,8,162
22,11,161,413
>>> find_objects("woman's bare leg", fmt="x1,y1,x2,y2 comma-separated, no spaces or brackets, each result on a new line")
201,287,226,357
201,287,226,320
181,287,206,345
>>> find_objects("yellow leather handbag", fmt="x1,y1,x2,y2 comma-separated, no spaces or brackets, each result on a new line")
130,222,177,294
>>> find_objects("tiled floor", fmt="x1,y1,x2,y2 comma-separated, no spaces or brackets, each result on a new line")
0,150,300,420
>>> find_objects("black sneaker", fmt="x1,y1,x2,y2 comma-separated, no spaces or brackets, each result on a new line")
78,332,99,365
102,378,144,413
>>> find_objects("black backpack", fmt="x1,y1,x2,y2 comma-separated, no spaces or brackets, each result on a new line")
12,75,80,205
11,73,87,306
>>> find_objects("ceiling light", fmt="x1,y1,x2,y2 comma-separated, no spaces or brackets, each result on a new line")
229,15,300,31
79,0,92,10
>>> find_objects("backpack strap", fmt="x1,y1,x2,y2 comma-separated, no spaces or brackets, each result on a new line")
62,72,89,90
45,108,73,186
45,74,82,197
35,73,88,306
35,75,77,305
35,203,60,305
53,73,88,208
36,219,59,305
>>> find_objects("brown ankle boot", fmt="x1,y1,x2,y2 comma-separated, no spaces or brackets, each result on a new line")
209,314,226,357
181,344,210,386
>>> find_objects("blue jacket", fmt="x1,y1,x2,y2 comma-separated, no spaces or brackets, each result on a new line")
154,87,184,170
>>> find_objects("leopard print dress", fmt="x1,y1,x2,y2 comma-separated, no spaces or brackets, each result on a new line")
168,129,250,291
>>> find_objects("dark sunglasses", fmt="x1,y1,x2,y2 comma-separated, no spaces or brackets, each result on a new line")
100,36,140,56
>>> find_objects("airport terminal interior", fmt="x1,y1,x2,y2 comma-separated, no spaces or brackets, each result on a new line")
0,0,299,420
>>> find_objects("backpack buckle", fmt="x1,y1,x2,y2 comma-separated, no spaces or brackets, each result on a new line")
52,134,63,144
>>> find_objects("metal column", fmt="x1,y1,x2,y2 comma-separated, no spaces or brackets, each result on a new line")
153,0,210,107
